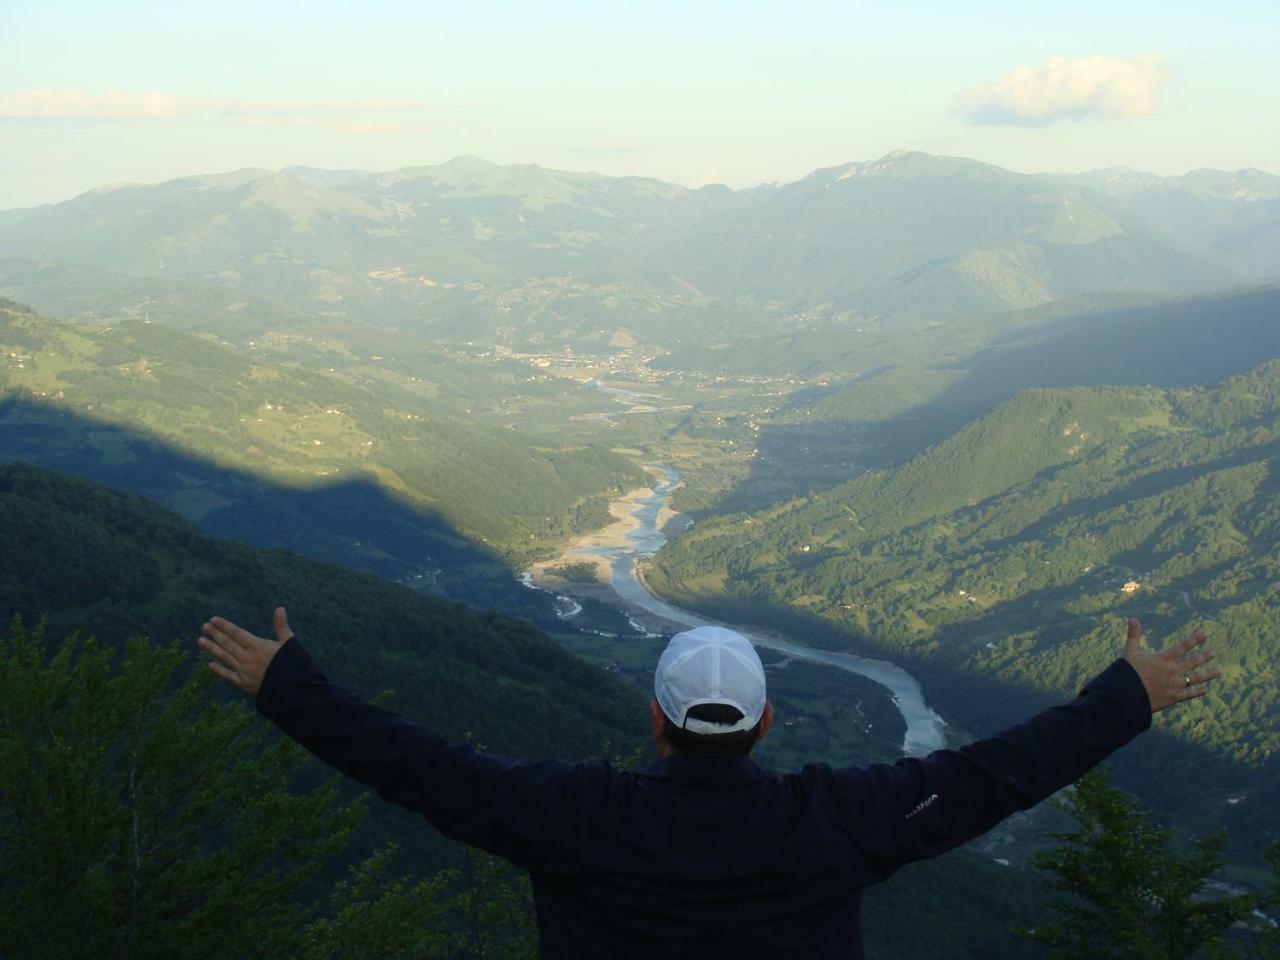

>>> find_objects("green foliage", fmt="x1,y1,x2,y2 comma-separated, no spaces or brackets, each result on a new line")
0,618,364,959
1024,768,1250,960
299,844,456,960
1261,841,1280,952
547,561,601,583
862,852,1050,960
0,300,646,566
0,460,650,886
1218,839,1280,958
0,617,561,960
450,849,538,960
298,843,536,960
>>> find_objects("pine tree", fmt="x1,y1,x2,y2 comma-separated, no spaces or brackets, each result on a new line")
1024,766,1251,959
298,842,457,960
0,618,365,959
1220,840,1280,959
1266,841,1280,951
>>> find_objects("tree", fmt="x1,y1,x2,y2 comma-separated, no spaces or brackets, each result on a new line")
0,618,365,959
1258,840,1280,955
452,848,538,960
1216,839,1280,960
1024,766,1251,959
298,843,456,960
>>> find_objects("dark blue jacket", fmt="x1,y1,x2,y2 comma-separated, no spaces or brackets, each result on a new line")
255,639,1152,959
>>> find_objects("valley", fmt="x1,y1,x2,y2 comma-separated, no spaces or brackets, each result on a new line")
2,149,1278,950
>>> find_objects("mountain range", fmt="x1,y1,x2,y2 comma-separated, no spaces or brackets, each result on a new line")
1,152,1275,352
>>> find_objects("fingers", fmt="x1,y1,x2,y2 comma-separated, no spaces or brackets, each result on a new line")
1175,685,1208,702
196,612,286,699
1180,648,1216,671
198,634,242,670
200,621,248,668
207,660,248,692
202,619,247,651
1184,667,1222,686
273,606,294,644
1123,618,1143,658
1162,630,1208,660
1166,665,1221,708
215,617,260,648
1125,624,1224,712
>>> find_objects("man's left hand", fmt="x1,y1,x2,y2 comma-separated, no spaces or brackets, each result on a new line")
198,607,294,697
1122,618,1221,713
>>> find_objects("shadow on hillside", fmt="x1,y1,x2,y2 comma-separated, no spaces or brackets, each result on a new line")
861,285,1280,458
0,394,556,624
697,286,1280,518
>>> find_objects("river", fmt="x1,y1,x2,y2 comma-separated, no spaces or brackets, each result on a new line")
546,461,949,756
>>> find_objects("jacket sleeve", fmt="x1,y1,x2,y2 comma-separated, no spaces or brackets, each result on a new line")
829,656,1153,881
254,637,584,871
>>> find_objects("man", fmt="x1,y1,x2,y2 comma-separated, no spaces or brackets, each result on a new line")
198,611,1219,959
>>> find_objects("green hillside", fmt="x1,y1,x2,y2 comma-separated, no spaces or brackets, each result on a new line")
0,299,646,595
0,459,649,879
649,363,1280,862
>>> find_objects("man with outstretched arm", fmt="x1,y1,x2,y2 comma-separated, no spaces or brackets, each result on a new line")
198,611,1220,959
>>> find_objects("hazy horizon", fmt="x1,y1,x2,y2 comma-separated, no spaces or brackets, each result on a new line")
4,0,1278,209
6,147,1280,212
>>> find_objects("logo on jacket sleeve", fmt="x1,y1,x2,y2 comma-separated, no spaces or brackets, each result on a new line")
905,793,939,820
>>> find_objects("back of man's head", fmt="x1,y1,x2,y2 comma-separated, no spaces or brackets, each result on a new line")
653,627,768,756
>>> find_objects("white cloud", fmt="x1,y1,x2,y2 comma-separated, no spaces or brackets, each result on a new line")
952,54,1170,126
0,88,422,126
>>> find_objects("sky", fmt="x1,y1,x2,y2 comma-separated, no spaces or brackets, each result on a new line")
3,0,1279,209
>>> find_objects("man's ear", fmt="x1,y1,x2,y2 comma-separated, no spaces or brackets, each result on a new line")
756,702,774,744
651,700,672,757
650,700,666,738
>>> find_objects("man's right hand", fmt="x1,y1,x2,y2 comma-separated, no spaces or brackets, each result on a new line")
198,606,294,698
1122,618,1221,713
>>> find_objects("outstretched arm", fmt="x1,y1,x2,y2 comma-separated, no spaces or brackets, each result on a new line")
836,619,1221,880
197,610,584,871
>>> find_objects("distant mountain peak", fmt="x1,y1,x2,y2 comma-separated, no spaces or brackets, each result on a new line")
816,150,1010,185
1067,165,1280,202
442,154,499,170
90,181,143,194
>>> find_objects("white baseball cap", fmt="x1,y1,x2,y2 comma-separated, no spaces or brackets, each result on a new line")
654,626,767,734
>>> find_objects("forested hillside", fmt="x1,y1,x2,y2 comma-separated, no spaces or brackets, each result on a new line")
0,298,645,606
0,460,649,877
649,363,1280,861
